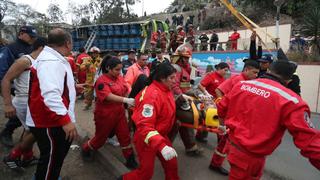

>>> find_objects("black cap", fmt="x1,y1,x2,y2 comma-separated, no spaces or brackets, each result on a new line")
257,54,274,63
128,49,136,54
19,26,37,38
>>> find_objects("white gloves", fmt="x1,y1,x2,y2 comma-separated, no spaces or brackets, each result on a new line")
218,125,227,135
161,145,178,161
123,97,135,106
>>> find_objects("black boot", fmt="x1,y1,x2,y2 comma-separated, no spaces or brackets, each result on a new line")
116,175,123,180
125,154,138,169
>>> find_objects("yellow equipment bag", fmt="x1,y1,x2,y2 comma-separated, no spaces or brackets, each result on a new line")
205,108,220,127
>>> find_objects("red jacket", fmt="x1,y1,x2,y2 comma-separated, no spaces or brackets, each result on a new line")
151,32,160,45
172,62,191,95
132,81,176,152
67,56,76,74
217,78,320,169
176,30,186,44
217,73,248,95
26,46,76,128
76,53,90,83
200,71,225,98
94,74,128,114
230,32,240,41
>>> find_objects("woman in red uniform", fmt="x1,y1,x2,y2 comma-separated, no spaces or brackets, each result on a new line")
120,62,179,180
198,62,230,100
81,56,137,169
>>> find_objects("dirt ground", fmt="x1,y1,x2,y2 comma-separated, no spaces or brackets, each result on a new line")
0,98,115,180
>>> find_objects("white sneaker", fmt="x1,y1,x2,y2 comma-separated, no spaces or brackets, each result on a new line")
107,137,120,146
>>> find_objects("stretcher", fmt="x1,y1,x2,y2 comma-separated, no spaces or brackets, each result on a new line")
176,94,226,134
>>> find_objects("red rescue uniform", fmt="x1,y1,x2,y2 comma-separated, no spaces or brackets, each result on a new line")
82,74,133,159
123,81,179,180
150,32,160,48
170,62,199,150
176,30,186,47
217,73,248,95
209,72,248,168
230,32,240,50
172,62,191,95
200,71,225,99
160,32,168,53
76,53,90,84
217,78,320,180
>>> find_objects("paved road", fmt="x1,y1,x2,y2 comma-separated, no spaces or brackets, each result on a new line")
75,99,320,180
1,98,319,179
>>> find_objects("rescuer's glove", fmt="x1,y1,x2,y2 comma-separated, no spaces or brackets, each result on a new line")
218,125,227,135
123,98,135,106
161,145,178,161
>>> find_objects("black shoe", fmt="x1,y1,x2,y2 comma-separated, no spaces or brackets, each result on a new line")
0,131,14,147
117,175,123,180
20,156,39,167
125,154,138,169
209,165,229,176
3,155,22,170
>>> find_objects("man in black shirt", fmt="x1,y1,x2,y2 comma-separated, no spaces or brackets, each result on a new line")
0,26,37,147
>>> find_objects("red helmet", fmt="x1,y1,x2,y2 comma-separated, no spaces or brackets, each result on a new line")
175,43,192,58
171,43,193,63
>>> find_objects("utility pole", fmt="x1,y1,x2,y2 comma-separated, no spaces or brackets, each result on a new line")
142,0,144,17
273,0,285,49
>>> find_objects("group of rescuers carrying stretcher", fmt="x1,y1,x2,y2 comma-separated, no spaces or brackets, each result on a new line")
1,27,319,180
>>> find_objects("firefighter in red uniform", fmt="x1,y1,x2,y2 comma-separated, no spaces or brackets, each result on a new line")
186,24,195,50
169,29,178,53
160,31,168,53
170,45,203,155
121,63,179,180
76,47,90,98
150,30,161,50
230,29,240,50
176,26,185,48
81,56,138,169
195,62,230,143
218,60,320,179
208,60,260,176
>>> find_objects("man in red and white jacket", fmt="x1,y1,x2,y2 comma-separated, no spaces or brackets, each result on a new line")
26,28,77,180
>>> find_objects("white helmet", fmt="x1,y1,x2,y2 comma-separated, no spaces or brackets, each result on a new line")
90,46,100,53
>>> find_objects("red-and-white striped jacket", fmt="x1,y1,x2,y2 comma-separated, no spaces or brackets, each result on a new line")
26,46,76,128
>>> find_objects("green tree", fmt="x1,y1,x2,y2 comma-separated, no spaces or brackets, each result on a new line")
0,0,15,37
47,3,64,23
68,3,92,26
89,0,139,23
2,3,48,37
301,6,320,59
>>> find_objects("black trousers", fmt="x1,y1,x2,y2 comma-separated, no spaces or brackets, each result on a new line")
30,127,71,180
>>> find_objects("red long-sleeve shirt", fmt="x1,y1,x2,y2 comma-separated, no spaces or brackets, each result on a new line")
200,71,225,98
